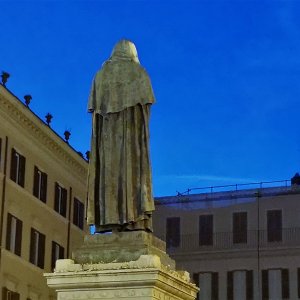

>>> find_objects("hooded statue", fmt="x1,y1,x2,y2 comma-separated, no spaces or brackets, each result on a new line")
87,40,155,233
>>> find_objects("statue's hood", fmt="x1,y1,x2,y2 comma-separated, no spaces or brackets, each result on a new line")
110,40,140,63
88,40,155,114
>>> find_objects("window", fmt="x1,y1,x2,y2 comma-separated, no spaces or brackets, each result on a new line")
29,228,45,269
197,272,218,300
6,213,22,256
2,287,20,300
73,198,84,229
166,217,180,248
54,183,67,217
51,241,64,270
233,212,247,244
199,215,213,246
33,166,47,202
262,269,289,299
227,271,252,300
267,210,282,242
10,148,26,187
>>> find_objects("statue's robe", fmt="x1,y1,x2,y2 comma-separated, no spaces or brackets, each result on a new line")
87,45,155,232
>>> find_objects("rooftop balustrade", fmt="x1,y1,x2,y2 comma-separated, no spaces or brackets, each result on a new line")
157,227,300,254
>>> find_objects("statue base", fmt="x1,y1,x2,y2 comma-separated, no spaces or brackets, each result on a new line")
44,232,198,300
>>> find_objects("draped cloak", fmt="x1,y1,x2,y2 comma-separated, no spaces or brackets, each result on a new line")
87,40,156,232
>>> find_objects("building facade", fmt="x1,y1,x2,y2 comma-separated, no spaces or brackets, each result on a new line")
0,84,88,299
153,180,300,300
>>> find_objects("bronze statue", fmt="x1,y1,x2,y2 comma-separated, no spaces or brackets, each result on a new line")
87,40,155,233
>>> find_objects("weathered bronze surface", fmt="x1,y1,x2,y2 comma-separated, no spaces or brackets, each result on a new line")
87,40,156,233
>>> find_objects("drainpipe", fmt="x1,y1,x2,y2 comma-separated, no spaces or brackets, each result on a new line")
66,187,72,258
255,190,261,300
0,136,9,269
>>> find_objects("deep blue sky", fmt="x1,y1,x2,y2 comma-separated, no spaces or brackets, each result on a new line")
1,0,300,196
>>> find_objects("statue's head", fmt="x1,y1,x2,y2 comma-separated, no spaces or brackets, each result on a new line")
111,40,140,63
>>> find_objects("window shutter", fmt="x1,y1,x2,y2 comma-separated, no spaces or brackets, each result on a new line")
59,244,65,259
73,198,78,226
199,215,213,245
262,270,269,299
246,270,253,300
38,233,45,269
6,213,12,250
267,210,282,242
166,217,180,248
298,268,300,298
2,287,8,300
282,269,289,299
192,273,199,299
211,272,219,300
29,228,35,264
51,241,56,270
15,218,22,256
19,155,26,187
33,167,39,197
227,271,233,300
79,201,84,229
10,148,17,182
41,172,47,202
192,273,199,286
54,183,59,212
233,212,248,244
62,188,67,217
52,242,65,270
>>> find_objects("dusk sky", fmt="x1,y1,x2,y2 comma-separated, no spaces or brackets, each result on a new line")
1,0,300,196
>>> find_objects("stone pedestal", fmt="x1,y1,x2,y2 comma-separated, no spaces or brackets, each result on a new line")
44,232,198,300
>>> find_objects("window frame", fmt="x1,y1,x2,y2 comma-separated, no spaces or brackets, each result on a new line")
10,148,26,187
6,213,22,256
2,287,20,300
232,211,248,244
267,209,282,242
73,198,84,230
51,241,64,270
54,182,67,217
29,228,45,269
33,166,48,202
199,214,214,246
166,217,181,248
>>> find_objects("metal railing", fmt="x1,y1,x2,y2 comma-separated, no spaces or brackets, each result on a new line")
177,179,290,196
158,228,300,253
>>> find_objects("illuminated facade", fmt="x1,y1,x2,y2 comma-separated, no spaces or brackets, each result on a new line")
0,84,88,299
154,179,300,300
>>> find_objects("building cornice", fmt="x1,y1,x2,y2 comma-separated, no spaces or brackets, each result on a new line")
155,186,300,205
0,86,87,180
